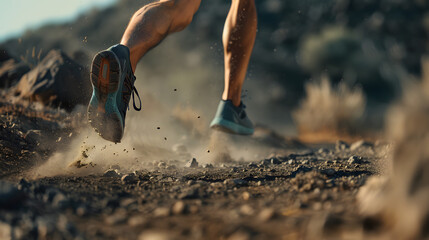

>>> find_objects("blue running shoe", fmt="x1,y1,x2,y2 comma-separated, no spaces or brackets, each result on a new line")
210,100,254,135
87,44,141,143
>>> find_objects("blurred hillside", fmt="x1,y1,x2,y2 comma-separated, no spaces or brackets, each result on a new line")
1,0,428,133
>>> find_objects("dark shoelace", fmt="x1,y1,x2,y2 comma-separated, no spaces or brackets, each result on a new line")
122,73,142,113
238,103,247,119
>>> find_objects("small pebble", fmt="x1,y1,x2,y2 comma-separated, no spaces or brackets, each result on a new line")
185,158,199,168
103,169,120,178
153,207,170,217
121,173,137,184
348,156,363,164
258,208,275,222
172,201,187,215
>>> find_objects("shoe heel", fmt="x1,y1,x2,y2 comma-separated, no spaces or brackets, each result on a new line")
90,51,120,95
88,50,124,142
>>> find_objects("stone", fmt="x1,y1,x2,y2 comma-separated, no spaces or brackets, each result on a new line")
210,182,223,188
228,231,251,240
122,173,138,184
103,169,120,178
335,140,350,152
295,166,313,174
157,162,167,168
203,163,214,168
52,192,69,209
0,59,30,88
247,163,257,168
242,192,251,201
301,183,313,192
223,179,248,187
56,215,76,235
18,178,31,190
0,222,12,240
239,204,254,215
128,216,146,227
178,188,199,199
120,198,137,208
348,156,363,164
187,180,196,186
323,168,336,177
185,158,199,168
13,50,91,111
270,158,281,164
258,208,276,222
350,140,373,151
318,148,329,154
43,188,60,203
105,212,127,225
153,207,170,217
172,201,187,215
76,206,87,217
138,231,172,240
261,159,271,166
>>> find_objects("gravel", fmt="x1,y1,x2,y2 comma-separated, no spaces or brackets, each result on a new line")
0,134,378,240
336,140,350,152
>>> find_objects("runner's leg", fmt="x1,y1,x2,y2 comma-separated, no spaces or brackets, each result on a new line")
120,0,201,72
222,0,257,107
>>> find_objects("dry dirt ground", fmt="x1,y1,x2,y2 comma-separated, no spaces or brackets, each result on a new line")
0,100,385,240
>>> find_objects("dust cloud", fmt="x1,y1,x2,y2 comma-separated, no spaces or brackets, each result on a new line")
31,94,283,178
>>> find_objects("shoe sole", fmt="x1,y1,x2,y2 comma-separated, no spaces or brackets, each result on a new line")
210,117,254,135
87,50,124,143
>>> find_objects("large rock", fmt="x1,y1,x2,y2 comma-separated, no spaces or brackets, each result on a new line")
0,49,30,88
0,59,30,88
14,50,91,110
0,48,13,63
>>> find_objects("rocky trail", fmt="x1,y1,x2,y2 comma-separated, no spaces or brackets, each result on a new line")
0,99,385,240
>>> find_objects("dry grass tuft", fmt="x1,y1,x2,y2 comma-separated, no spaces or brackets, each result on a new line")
293,75,366,141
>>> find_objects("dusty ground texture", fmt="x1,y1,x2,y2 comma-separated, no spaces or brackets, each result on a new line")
0,101,385,240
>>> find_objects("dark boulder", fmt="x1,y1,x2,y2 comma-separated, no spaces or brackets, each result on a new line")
13,49,91,110
0,59,30,88
0,49,30,88
0,48,13,63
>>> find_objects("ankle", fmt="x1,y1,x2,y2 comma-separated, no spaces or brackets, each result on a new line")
221,96,241,107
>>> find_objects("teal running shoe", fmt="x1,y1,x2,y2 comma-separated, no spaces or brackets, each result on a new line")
210,100,254,135
87,44,141,143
